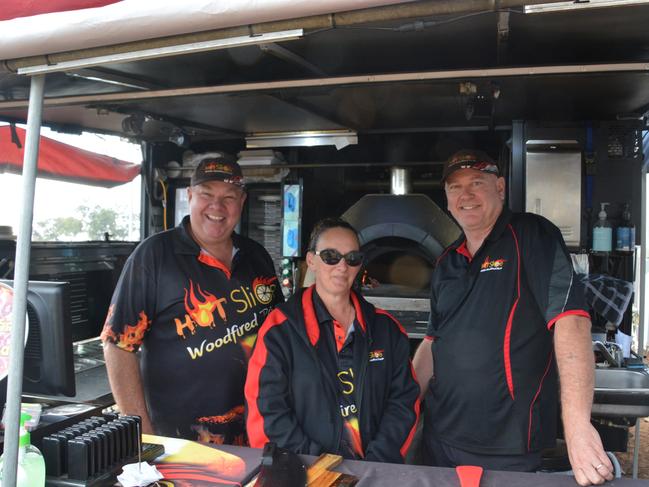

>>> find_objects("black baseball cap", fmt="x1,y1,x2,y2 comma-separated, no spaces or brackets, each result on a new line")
190,157,245,188
442,149,500,183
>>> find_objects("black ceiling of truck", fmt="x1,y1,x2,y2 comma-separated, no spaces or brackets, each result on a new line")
1,4,649,141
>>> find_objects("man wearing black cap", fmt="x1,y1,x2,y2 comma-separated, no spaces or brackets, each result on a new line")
413,149,612,486
102,156,281,444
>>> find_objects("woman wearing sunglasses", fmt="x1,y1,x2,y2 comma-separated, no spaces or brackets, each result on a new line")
245,217,420,463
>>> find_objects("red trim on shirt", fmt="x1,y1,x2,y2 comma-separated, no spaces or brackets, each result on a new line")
350,291,366,333
197,251,231,279
302,286,320,346
503,224,521,401
245,308,287,448
435,246,453,266
527,351,554,451
455,240,472,262
401,382,421,459
375,308,421,459
547,310,591,330
375,308,407,337
333,320,346,353
424,336,435,342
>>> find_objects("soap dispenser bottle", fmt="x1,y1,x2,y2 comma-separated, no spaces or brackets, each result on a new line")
592,202,612,252
0,413,46,486
616,203,635,252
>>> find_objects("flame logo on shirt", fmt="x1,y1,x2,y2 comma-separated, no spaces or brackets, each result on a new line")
175,280,228,339
101,306,151,352
480,256,506,273
252,276,277,305
185,281,227,328
196,405,245,425
121,311,150,349
369,349,385,362
344,418,364,458
239,334,257,360
192,405,246,446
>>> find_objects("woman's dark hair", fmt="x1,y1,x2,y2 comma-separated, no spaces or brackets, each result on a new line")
307,217,360,252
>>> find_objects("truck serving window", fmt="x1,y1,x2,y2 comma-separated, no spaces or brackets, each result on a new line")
0,126,141,243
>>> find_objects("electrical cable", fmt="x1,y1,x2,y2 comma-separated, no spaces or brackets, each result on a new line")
157,178,168,231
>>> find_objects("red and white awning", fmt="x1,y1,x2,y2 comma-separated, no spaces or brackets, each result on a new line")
0,0,411,61
0,126,140,187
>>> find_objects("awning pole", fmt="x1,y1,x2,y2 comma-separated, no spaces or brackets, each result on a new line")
2,74,45,487
635,155,647,480
640,161,646,357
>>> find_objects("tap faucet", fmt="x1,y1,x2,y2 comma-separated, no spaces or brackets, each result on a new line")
606,341,625,367
592,341,620,368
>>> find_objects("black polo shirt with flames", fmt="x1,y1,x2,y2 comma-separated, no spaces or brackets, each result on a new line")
101,215,281,444
425,208,589,455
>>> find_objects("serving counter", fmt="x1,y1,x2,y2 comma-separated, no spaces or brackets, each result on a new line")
144,435,647,487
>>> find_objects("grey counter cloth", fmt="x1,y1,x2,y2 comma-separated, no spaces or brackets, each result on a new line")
582,274,634,326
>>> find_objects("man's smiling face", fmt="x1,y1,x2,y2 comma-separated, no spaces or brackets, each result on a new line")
445,168,505,236
188,180,246,249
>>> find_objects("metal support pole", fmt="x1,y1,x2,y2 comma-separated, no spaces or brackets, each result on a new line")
635,136,649,480
509,120,525,212
2,74,45,487
633,421,641,479
640,139,648,356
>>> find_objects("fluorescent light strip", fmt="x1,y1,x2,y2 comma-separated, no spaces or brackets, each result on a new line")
18,29,303,75
246,130,358,150
525,0,649,14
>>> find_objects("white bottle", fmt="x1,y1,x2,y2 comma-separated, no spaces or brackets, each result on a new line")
592,202,612,252
0,413,46,487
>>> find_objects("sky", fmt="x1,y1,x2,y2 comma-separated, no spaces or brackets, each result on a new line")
0,124,142,240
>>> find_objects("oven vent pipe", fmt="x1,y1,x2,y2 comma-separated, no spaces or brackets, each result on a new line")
390,167,411,195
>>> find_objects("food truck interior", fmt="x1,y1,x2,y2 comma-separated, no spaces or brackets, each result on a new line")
1,0,649,477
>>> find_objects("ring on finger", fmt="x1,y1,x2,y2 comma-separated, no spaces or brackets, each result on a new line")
595,463,605,470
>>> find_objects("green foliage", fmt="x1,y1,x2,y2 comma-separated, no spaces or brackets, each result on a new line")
78,205,128,240
33,217,82,241
33,204,136,241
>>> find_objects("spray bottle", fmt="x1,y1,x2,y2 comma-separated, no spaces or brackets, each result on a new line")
0,413,46,486
592,202,612,252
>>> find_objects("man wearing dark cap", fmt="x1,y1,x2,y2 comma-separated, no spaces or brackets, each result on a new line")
102,156,281,444
413,150,612,486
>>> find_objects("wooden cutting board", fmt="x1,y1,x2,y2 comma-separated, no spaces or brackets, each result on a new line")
307,454,358,487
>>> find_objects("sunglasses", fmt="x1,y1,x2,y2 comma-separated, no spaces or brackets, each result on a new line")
314,248,364,267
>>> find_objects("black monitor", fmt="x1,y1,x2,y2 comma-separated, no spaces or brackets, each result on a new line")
0,280,75,397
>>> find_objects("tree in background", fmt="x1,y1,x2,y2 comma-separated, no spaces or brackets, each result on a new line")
79,205,129,240
33,204,134,241
33,217,83,241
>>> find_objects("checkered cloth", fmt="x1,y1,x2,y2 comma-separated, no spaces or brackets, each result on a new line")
582,274,634,326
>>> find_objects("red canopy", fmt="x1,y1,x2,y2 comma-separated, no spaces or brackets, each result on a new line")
0,126,140,188
1,0,122,21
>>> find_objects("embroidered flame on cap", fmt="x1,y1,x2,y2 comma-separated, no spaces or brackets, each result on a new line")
203,161,234,175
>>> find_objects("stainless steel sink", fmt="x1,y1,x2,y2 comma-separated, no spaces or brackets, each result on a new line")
592,368,649,418
595,368,649,389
